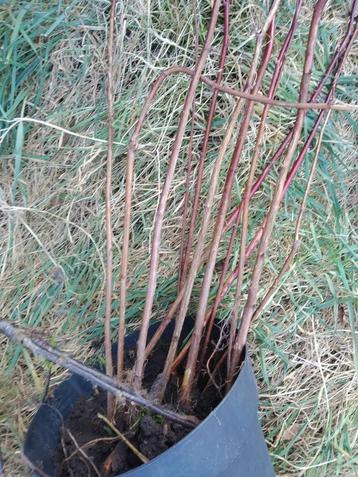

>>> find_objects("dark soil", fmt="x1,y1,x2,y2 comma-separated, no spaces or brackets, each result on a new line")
57,341,223,476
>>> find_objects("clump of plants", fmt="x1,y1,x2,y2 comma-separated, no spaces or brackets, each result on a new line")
1,0,357,474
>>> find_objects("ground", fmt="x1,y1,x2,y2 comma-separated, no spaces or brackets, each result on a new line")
0,1,357,476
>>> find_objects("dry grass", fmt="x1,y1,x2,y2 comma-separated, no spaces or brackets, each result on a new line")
0,0,357,475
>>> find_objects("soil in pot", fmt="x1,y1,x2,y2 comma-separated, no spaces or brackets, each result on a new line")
56,340,224,476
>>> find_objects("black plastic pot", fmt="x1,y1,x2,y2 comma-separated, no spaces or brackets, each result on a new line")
24,321,274,477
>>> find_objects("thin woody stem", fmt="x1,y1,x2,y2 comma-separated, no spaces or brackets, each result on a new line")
227,19,278,376
161,1,358,377
126,65,354,115
144,288,185,359
250,111,331,328
224,0,358,231
146,1,230,361
109,62,356,199
155,97,246,400
206,0,302,369
179,0,230,288
174,66,355,111
241,20,358,266
169,81,350,375
0,321,198,429
121,29,351,371
146,47,341,369
178,0,200,290
116,1,128,379
133,0,222,391
158,10,277,402
180,0,281,404
227,0,302,377
114,8,131,379
229,0,328,381
104,0,116,418
200,210,239,365
116,16,357,370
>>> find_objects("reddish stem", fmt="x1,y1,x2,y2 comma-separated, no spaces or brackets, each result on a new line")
179,0,230,288
224,0,358,231
227,1,303,375
167,2,358,376
178,0,201,289
180,1,280,404
229,0,328,383
133,0,222,390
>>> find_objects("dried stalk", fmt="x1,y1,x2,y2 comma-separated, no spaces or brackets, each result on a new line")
229,0,328,382
98,414,149,464
66,429,101,477
104,0,116,418
180,0,281,404
133,0,222,391
0,321,198,428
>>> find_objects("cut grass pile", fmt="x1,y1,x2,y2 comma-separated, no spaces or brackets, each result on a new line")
0,0,357,475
